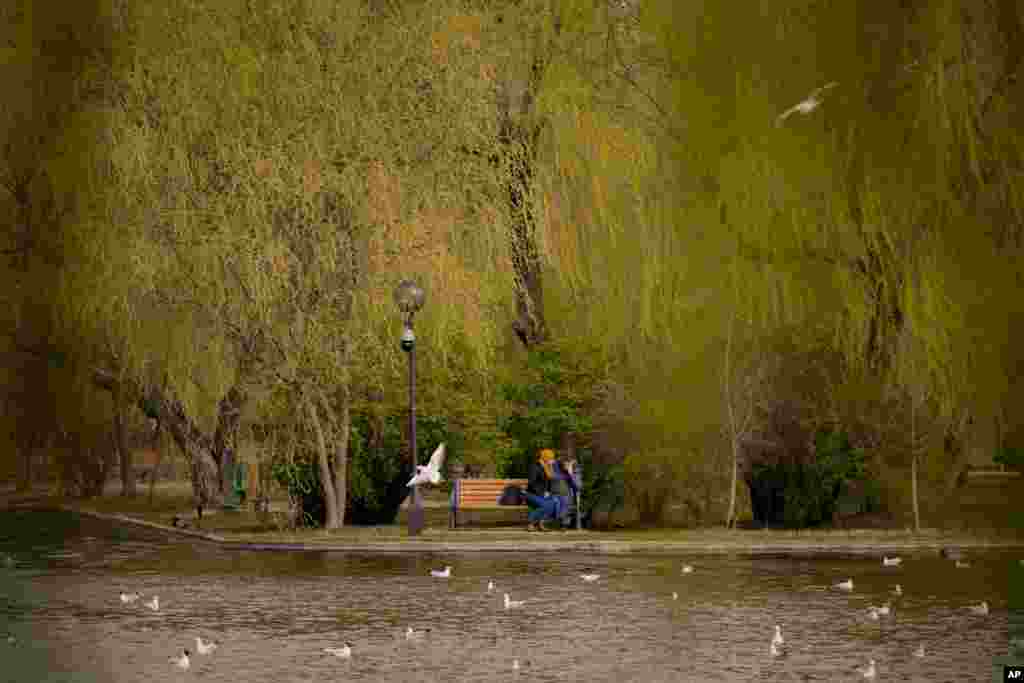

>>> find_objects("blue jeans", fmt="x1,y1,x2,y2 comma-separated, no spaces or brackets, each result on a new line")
522,492,557,522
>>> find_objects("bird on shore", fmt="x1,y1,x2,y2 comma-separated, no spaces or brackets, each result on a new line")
580,573,600,583
967,601,989,616
120,592,140,605
672,592,678,601
860,658,877,679
882,556,902,567
504,593,525,609
196,636,217,655
681,565,694,574
169,649,190,670
913,644,925,658
776,81,838,126
835,579,854,591
145,596,160,611
324,643,352,658
430,566,452,578
408,443,446,487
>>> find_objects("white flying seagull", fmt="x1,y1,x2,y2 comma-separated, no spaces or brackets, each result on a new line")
408,443,446,487
776,81,838,126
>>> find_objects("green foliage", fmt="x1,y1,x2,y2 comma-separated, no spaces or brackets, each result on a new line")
994,446,1024,470
496,343,601,477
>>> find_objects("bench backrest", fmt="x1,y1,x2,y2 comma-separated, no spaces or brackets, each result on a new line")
453,479,528,507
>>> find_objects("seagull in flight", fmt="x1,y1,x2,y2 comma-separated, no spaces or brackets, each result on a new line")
324,643,352,658
169,649,190,670
430,566,452,578
776,81,838,126
408,443,446,487
196,636,217,655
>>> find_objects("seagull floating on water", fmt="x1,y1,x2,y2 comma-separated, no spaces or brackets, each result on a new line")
776,81,839,126
196,636,217,655
955,560,971,568
772,625,784,647
120,592,140,604
892,584,902,596
834,579,854,591
430,566,452,578
324,643,352,658
145,596,160,611
681,565,694,574
408,443,446,487
882,556,902,567
860,658,876,679
580,574,600,582
967,601,989,615
169,649,190,670
513,658,520,670
913,644,925,658
405,627,430,639
504,593,525,609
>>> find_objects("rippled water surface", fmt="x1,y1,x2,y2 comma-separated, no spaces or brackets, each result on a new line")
1,510,1020,682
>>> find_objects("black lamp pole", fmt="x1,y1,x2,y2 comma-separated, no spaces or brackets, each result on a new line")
395,280,426,537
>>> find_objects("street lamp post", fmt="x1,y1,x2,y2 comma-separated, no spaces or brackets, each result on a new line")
394,280,426,537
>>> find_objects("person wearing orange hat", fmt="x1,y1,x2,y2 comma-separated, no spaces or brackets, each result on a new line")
522,449,558,531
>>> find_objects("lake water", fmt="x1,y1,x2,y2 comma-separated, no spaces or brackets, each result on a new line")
0,509,1020,681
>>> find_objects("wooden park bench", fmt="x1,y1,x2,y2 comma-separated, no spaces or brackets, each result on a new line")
449,479,527,529
448,478,583,529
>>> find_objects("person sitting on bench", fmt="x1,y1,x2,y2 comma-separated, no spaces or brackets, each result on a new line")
522,449,559,531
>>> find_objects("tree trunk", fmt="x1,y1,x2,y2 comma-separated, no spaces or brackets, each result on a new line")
158,395,223,511
114,385,135,497
726,439,739,529
327,385,350,530
212,385,245,494
148,432,164,508
306,393,340,529
911,453,920,533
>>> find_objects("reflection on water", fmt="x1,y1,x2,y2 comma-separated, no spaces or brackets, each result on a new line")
0,510,1020,681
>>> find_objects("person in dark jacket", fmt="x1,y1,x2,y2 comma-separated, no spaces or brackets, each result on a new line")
550,454,578,528
522,449,559,531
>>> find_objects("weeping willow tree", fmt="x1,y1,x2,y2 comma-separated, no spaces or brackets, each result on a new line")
508,0,1024,524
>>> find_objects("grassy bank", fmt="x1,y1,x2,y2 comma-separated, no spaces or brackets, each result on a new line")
5,481,1022,553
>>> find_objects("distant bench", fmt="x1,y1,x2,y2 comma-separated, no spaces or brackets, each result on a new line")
449,479,527,529
448,478,583,529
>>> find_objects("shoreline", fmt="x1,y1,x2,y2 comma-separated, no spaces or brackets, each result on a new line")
14,503,1022,557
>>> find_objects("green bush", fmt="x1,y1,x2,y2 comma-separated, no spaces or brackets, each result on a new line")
994,446,1024,469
